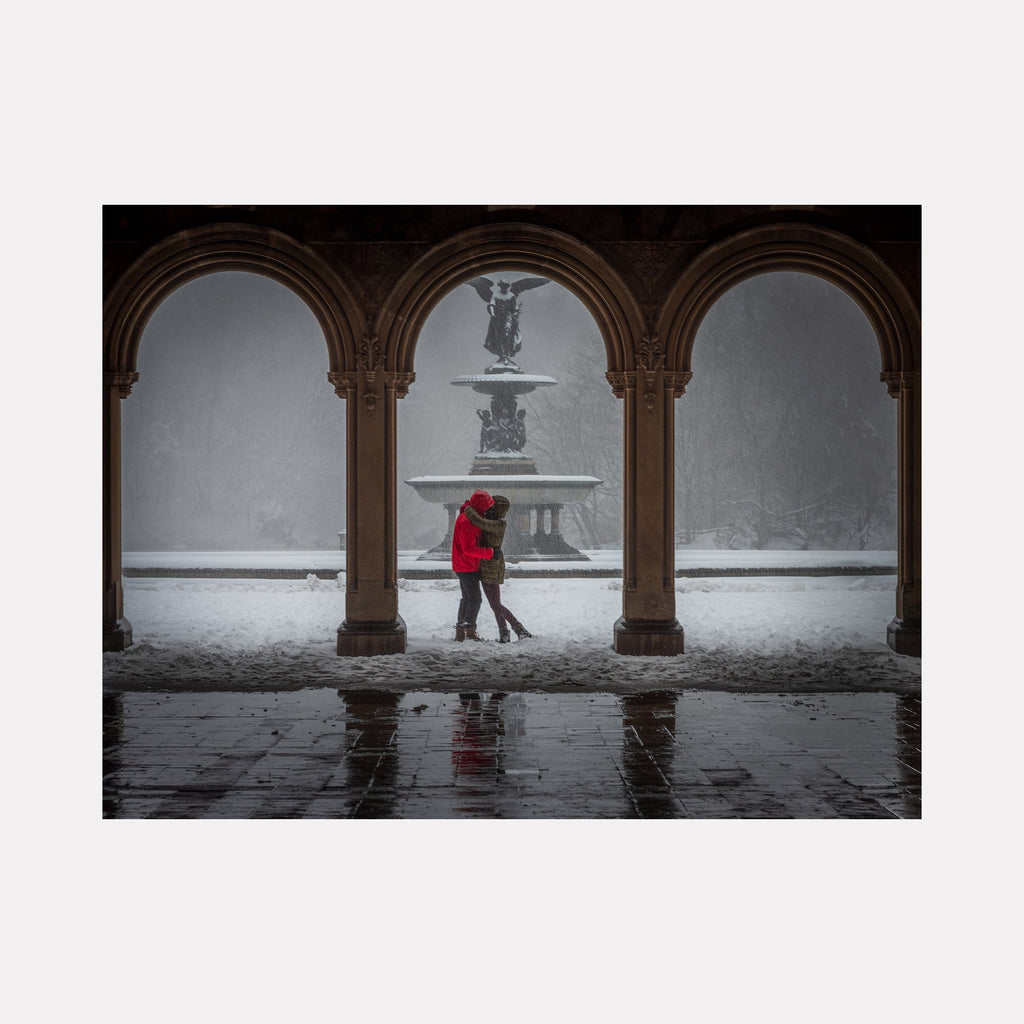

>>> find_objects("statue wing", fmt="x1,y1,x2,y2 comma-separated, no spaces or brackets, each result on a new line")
466,277,495,302
509,277,549,296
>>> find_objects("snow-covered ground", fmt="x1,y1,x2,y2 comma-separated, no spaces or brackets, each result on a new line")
104,570,921,695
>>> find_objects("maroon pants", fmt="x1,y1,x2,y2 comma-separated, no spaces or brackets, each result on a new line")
481,582,523,633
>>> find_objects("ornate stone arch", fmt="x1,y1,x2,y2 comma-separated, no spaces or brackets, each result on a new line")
103,222,363,382
658,223,920,379
657,222,922,657
377,222,643,378
102,223,362,652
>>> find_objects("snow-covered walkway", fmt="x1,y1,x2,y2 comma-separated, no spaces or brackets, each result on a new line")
104,573,921,695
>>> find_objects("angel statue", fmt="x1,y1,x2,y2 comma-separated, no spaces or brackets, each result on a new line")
467,276,549,370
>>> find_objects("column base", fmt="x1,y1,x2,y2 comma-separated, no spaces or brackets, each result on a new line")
613,616,685,656
887,617,921,658
337,616,407,656
103,617,134,652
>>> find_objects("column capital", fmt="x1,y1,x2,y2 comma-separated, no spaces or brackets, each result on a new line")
105,371,140,398
881,370,920,398
605,370,636,399
383,371,416,399
328,372,357,399
664,371,693,397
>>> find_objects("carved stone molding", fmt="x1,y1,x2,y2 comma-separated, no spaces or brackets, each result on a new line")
664,371,693,398
605,370,635,399
383,371,416,399
106,371,140,398
636,334,665,412
358,329,383,378
331,241,431,304
328,372,357,399
618,241,685,294
881,370,919,398
356,325,385,410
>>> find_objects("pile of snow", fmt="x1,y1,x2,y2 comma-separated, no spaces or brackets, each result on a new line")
104,575,921,695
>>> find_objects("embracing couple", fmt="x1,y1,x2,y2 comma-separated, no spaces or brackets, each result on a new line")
451,489,532,644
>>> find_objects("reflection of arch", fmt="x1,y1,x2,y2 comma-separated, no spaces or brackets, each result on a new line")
659,225,921,656
379,223,642,376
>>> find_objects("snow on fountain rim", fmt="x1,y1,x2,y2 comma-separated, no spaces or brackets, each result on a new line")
452,373,558,387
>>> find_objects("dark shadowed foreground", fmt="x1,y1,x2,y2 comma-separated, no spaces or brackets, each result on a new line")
104,689,921,819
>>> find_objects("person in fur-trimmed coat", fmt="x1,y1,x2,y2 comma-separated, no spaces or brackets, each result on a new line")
463,494,533,643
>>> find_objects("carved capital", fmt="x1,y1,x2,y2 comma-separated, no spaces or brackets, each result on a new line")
106,371,140,398
383,371,416,399
328,372,357,399
664,371,693,398
605,370,636,399
881,371,919,398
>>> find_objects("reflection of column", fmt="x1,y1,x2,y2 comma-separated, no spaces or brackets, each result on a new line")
620,694,680,817
102,692,125,818
342,692,401,817
894,693,921,818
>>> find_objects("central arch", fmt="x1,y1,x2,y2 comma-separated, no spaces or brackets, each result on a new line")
379,223,643,377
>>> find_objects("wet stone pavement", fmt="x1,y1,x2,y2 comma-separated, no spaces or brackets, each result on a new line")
103,688,921,818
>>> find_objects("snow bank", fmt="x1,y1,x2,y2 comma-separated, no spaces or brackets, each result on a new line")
103,576,921,695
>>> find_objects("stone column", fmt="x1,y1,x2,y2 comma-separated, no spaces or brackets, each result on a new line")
443,503,459,548
607,346,687,656
883,371,922,656
103,372,138,651
550,505,562,536
535,505,548,536
331,357,414,656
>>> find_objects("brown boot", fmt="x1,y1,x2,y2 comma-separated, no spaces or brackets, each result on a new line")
465,626,486,642
512,622,532,640
454,624,466,642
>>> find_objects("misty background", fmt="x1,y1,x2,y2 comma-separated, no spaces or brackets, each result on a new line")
121,269,895,553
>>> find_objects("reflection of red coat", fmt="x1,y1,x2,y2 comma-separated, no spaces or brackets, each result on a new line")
451,490,495,572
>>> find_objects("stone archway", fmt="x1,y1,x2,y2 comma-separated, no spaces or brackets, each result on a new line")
355,223,685,655
102,223,362,651
658,224,921,655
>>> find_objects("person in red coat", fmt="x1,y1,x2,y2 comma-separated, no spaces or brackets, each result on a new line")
451,489,495,642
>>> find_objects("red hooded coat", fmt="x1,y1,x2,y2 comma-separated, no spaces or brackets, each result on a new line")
451,489,495,572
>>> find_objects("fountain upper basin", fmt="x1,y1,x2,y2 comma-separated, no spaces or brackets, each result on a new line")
406,474,602,505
